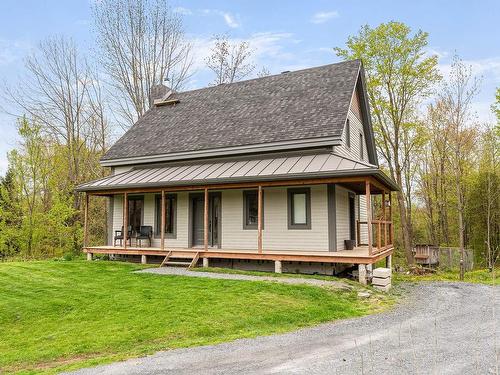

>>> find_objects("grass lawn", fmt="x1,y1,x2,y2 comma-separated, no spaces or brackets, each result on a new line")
192,266,354,282
392,268,500,285
0,260,393,374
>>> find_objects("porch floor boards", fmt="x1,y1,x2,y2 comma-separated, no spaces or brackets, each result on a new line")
83,245,393,265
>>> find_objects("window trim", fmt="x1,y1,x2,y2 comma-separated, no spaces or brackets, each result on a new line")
287,187,311,230
243,190,264,230
345,119,351,148
154,193,177,239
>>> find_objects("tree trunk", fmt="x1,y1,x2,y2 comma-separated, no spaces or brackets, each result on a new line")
396,189,414,265
457,180,465,280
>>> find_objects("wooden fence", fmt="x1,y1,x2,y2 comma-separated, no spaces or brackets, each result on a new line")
413,244,474,271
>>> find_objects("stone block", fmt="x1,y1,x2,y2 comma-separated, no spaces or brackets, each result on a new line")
372,276,391,286
373,284,391,292
373,267,391,278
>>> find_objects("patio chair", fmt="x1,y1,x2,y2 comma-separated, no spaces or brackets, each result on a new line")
136,226,153,247
114,226,132,246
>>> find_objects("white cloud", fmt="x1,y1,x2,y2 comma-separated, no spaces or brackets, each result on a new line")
311,11,339,24
0,38,31,66
222,12,239,28
201,9,240,28
174,6,192,15
438,56,500,80
185,31,314,89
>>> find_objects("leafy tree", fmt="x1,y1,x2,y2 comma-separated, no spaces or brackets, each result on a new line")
335,22,440,264
0,169,22,258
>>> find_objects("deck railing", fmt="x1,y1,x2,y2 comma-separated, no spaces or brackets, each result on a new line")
356,220,393,254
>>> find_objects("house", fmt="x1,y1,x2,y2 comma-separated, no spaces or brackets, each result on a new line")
77,59,398,284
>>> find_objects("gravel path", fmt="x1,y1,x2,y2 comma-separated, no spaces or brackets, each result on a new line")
68,282,499,375
137,266,351,289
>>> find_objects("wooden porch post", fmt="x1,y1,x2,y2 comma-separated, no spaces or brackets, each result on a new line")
389,192,393,245
365,180,373,256
83,193,89,248
161,190,165,251
382,190,387,247
123,192,128,249
257,185,263,254
204,187,209,252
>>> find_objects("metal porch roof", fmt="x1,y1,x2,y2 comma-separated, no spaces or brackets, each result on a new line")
77,153,398,192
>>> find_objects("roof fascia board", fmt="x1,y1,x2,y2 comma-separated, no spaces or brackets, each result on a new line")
100,136,342,167
357,64,379,166
77,168,399,192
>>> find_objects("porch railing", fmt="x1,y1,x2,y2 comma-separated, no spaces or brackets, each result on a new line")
356,220,394,254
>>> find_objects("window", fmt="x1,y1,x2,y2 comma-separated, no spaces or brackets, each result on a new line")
155,194,177,238
345,119,351,148
287,188,311,229
359,133,364,160
243,190,263,229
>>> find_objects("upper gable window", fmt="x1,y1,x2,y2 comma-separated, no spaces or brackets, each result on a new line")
360,133,364,160
345,119,351,148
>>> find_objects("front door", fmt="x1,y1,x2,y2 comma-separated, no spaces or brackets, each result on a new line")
128,195,144,236
190,193,221,248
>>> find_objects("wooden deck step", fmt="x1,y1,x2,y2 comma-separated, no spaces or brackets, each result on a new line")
160,251,200,269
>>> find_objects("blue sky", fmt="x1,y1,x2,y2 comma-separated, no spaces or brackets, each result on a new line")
0,0,499,174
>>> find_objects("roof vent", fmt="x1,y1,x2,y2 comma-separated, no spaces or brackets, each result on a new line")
281,70,291,74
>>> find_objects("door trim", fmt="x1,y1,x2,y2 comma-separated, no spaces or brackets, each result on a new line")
127,194,144,235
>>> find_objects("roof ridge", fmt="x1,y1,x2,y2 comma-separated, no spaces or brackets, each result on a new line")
173,59,361,97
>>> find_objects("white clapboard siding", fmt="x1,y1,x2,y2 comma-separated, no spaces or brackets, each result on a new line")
359,195,369,244
112,192,190,248
335,186,350,251
221,190,258,249
222,186,329,251
112,195,123,235
335,109,369,163
263,185,329,251
111,185,331,252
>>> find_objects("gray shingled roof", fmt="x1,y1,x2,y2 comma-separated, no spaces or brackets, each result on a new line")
78,152,399,192
102,60,361,162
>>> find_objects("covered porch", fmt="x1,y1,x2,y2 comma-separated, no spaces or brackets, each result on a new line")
79,153,397,282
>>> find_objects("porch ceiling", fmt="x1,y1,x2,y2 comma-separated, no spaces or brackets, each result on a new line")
77,152,398,193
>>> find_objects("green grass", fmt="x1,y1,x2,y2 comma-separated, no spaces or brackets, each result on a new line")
192,266,350,282
0,260,393,374
392,268,500,285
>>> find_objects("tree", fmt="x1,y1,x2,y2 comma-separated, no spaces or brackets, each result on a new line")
467,126,500,270
335,22,440,264
2,37,110,254
0,169,22,258
418,100,454,246
92,0,193,126
437,56,480,279
206,34,255,85
257,66,271,78
7,118,49,257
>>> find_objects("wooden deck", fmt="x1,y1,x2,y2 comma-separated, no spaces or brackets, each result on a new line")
83,245,393,265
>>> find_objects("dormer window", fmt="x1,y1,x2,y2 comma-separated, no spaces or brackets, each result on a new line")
345,119,351,148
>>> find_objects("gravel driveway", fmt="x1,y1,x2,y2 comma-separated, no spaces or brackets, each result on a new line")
68,282,499,375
